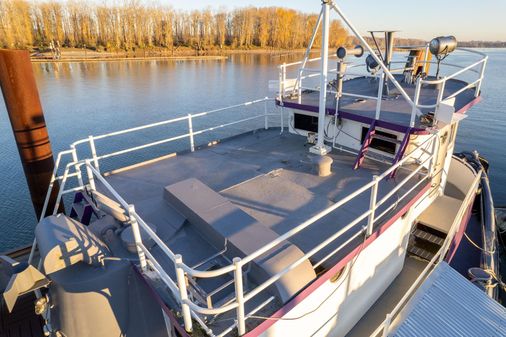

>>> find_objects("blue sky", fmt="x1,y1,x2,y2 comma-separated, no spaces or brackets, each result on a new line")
164,0,506,41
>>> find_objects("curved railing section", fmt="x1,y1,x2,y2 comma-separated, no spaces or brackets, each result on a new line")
30,94,441,336
278,47,487,127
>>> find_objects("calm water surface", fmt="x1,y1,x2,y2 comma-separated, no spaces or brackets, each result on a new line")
0,50,505,251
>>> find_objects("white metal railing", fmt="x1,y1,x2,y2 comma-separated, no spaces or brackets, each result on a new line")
369,169,482,337
278,48,487,128
33,98,440,336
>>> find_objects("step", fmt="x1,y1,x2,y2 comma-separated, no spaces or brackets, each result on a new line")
413,228,445,246
371,133,401,144
408,245,435,260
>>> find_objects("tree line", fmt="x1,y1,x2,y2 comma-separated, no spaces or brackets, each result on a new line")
0,0,349,53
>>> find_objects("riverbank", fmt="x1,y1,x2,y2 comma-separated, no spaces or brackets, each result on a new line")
30,47,305,63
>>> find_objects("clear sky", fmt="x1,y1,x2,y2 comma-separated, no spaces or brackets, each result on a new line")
164,0,506,42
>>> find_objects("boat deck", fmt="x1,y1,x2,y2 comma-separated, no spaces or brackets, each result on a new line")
279,75,478,131
346,256,428,337
100,128,427,275
87,128,431,334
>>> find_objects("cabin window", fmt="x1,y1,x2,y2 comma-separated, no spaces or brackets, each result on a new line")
360,127,397,155
294,113,318,132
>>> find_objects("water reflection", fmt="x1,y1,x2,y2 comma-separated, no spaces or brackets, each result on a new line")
1,50,504,251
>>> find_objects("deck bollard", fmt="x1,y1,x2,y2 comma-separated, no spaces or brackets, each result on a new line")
175,254,193,333
233,257,246,335
367,175,379,236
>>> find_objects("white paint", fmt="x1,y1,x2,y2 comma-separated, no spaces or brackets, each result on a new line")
256,198,424,337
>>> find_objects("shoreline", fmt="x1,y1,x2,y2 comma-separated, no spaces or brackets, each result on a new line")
30,55,229,63
30,48,305,63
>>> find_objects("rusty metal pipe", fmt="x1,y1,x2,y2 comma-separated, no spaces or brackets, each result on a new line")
0,49,60,219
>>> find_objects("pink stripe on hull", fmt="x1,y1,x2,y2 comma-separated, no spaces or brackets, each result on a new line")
245,183,431,337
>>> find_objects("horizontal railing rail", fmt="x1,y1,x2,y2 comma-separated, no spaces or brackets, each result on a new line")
279,47,487,127
34,95,439,336
369,169,482,337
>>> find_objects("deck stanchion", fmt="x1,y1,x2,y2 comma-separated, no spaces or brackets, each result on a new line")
187,114,195,152
71,145,84,186
264,99,268,130
175,254,193,333
128,205,147,271
475,58,487,97
367,175,379,236
375,73,385,119
382,313,392,337
298,68,303,104
88,135,100,172
278,65,284,105
432,78,447,126
233,257,246,335
282,63,287,97
85,159,96,191
428,136,437,176
410,78,422,127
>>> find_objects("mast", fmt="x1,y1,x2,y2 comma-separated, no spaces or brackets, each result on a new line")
310,0,332,156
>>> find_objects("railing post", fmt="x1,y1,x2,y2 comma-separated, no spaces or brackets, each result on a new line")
264,99,268,130
71,145,84,186
410,78,422,127
85,159,96,191
433,79,447,126
128,204,147,270
298,68,303,104
475,58,487,97
175,254,193,333
375,73,384,120
233,257,246,336
282,62,287,97
187,114,195,152
88,135,100,172
382,313,392,337
428,135,437,177
280,106,284,134
278,65,284,105
367,175,379,236
423,43,430,74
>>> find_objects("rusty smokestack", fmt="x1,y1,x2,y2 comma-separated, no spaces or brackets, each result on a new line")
0,49,60,219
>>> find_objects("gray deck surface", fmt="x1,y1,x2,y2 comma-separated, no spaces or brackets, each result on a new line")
102,129,427,270
283,75,476,128
98,128,428,332
346,256,427,337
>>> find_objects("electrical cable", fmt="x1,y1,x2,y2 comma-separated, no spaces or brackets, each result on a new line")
463,231,496,255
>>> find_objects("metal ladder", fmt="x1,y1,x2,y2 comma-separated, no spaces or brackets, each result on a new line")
353,120,411,176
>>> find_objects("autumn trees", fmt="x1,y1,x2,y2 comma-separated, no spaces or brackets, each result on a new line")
0,0,350,52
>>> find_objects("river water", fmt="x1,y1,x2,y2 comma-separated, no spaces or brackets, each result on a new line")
0,50,505,251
